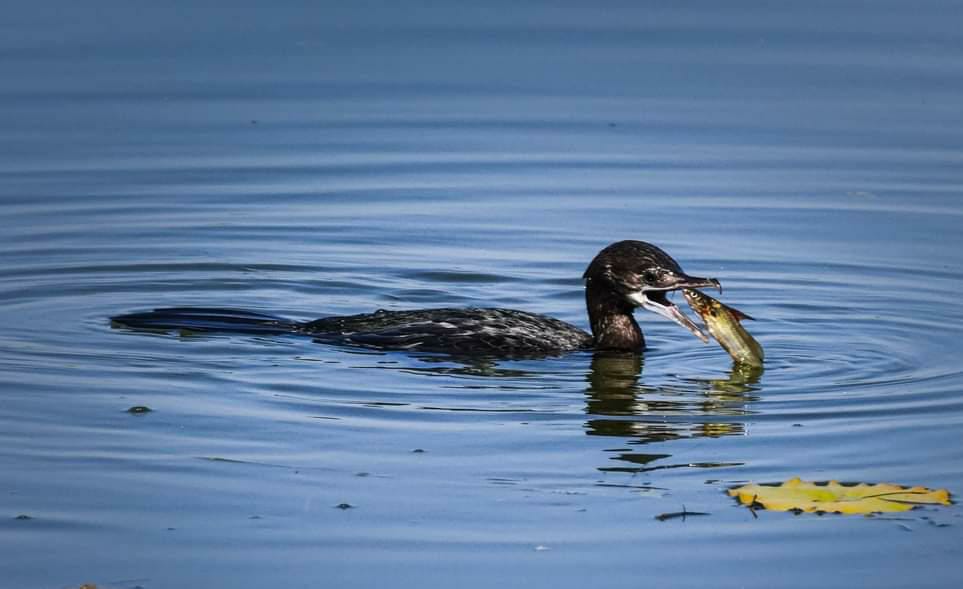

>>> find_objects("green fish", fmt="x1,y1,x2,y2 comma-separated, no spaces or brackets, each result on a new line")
683,288,764,367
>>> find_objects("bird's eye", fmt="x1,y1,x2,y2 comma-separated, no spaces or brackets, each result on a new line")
642,270,659,283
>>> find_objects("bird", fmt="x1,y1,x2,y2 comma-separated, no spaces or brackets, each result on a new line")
111,240,719,357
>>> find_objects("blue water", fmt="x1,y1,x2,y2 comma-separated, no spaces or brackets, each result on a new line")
2,2,962,588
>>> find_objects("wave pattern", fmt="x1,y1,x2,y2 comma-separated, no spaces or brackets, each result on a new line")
2,2,963,586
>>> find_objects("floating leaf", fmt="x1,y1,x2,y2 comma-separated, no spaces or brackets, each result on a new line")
728,477,952,515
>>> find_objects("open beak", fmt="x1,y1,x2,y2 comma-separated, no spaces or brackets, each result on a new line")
625,274,720,343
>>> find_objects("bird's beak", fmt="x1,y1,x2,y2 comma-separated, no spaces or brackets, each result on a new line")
625,273,720,343
662,273,722,294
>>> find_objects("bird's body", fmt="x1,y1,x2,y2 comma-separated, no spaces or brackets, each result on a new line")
112,240,719,357
300,307,593,356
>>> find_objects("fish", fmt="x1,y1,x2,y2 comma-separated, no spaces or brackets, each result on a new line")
682,288,764,367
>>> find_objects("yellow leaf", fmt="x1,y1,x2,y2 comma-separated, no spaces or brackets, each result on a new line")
728,477,952,515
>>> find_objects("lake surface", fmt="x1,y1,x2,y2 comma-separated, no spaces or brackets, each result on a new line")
2,2,962,587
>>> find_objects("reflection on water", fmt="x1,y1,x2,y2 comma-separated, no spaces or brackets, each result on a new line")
392,354,539,380
365,348,761,472
585,352,759,445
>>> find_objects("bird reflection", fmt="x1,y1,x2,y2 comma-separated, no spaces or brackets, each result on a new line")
342,347,762,473
585,352,761,472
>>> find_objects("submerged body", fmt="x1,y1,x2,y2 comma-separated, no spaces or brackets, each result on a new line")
112,307,593,356
112,241,720,357
683,288,764,367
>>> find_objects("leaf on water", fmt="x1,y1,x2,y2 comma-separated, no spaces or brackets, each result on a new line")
728,477,952,515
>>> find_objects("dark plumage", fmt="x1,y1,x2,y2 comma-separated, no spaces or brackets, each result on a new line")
300,308,593,356
111,240,719,357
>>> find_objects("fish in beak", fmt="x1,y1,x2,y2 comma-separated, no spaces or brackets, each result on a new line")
625,271,720,342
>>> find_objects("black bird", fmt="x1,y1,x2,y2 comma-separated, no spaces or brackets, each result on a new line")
111,240,719,356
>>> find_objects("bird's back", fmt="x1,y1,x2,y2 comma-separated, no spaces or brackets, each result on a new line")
299,307,593,356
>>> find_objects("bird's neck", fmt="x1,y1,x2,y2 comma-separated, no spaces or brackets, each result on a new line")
585,280,644,351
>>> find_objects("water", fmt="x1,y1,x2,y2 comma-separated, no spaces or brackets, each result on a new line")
2,2,963,587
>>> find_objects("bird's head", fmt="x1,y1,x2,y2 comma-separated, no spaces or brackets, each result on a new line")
583,240,720,342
